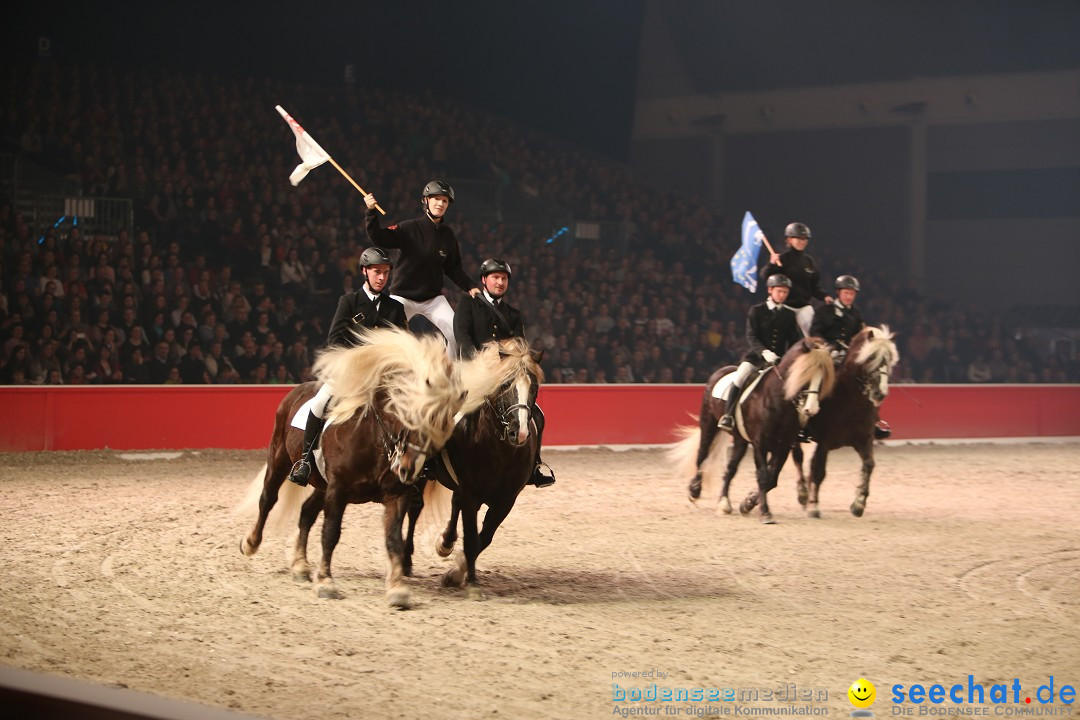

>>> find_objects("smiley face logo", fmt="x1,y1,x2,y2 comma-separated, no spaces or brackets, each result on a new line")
848,678,876,709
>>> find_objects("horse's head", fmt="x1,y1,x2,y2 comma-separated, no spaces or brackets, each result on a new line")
459,338,545,448
388,360,468,483
847,326,900,407
782,337,837,419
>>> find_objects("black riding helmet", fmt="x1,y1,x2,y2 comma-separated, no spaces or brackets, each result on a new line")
784,222,812,239
359,246,393,269
422,180,455,203
835,275,861,291
479,257,512,278
766,274,793,288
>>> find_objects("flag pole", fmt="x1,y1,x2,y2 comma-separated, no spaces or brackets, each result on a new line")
327,158,385,215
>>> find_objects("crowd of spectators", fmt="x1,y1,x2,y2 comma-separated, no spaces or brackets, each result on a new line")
1,62,1077,387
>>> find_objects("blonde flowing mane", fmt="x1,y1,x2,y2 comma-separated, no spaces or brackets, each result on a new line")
851,325,900,373
783,338,837,400
456,337,544,415
313,328,465,449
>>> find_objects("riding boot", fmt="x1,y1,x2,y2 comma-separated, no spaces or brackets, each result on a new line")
717,381,739,432
718,361,756,432
797,427,812,443
528,453,556,488
288,411,326,487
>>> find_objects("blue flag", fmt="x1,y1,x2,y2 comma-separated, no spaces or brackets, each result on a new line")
731,211,765,292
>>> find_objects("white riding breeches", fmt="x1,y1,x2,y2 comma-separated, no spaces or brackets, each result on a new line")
795,305,814,337
310,382,334,419
391,293,458,360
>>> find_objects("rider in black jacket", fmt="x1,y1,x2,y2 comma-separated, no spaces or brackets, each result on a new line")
760,222,832,337
288,247,408,486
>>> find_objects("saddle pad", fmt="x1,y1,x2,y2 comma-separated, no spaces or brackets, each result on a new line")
709,367,768,402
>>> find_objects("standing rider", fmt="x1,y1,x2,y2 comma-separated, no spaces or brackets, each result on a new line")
454,257,555,488
760,222,831,337
364,181,480,359
288,247,408,486
718,274,804,432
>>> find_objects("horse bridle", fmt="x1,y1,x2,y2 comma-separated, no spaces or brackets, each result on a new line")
857,360,891,402
372,406,428,466
488,375,538,444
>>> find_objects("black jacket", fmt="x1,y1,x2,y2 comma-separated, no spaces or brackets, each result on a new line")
810,302,864,349
365,209,476,301
453,294,525,358
761,248,828,309
743,302,803,364
326,289,408,348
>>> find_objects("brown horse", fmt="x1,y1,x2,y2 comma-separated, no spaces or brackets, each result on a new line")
671,338,836,523
237,328,466,608
793,326,899,518
418,338,544,598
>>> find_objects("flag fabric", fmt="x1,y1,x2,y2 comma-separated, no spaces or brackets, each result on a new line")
275,105,330,186
731,211,765,292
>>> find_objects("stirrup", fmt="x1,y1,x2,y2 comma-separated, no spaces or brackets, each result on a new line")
797,428,812,444
717,414,734,432
288,457,312,487
416,456,438,483
529,462,555,488
873,422,892,440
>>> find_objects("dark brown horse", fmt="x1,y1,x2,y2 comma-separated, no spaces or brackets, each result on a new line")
417,338,544,598
792,326,899,518
237,328,466,608
672,337,836,523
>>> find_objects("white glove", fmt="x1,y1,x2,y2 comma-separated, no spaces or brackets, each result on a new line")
761,349,779,365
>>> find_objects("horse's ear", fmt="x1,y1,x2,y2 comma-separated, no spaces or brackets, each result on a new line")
530,348,544,364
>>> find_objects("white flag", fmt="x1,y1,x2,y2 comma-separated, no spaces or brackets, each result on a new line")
275,105,330,186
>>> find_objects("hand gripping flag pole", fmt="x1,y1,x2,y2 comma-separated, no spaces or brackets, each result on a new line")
275,105,385,215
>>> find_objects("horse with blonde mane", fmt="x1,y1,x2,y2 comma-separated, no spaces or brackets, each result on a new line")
671,337,836,523
792,325,899,518
417,337,544,598
238,328,466,608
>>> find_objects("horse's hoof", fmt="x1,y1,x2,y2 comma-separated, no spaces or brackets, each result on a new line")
797,488,808,508
719,496,733,515
465,585,485,601
807,508,822,519
688,482,702,501
240,537,258,557
387,588,412,610
292,570,311,583
760,513,777,525
441,568,464,588
435,540,454,558
850,501,866,518
315,583,343,600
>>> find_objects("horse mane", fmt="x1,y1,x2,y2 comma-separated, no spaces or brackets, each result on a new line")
848,325,900,373
456,337,544,415
781,337,836,401
313,328,465,448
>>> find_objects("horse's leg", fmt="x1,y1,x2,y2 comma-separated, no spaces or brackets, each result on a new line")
313,487,347,600
240,445,291,556
719,437,749,515
792,443,808,508
402,484,424,577
436,493,460,557
442,498,479,591
290,489,324,583
757,447,791,525
383,494,412,609
806,446,828,518
739,446,767,517
456,495,520,600
688,412,720,503
850,440,875,518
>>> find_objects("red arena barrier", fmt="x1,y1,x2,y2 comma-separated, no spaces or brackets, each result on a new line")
0,384,1077,452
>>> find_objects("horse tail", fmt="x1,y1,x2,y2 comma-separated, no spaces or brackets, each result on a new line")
417,477,455,558
667,420,728,499
666,422,702,481
233,463,267,519
784,343,836,401
232,462,311,533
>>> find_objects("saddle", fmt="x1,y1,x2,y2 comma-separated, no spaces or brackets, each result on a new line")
710,367,771,442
